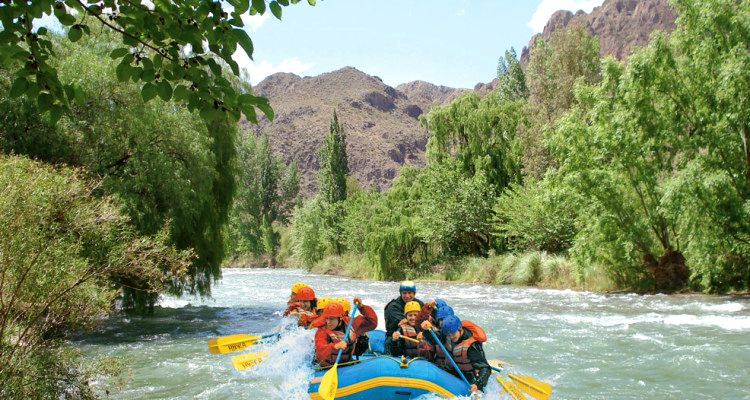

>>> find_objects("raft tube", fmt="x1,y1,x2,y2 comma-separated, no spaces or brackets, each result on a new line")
308,354,469,400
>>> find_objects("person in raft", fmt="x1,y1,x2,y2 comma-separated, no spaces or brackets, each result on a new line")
420,304,456,368
283,282,310,316
435,315,492,393
389,301,434,359
384,280,423,354
314,297,378,367
416,298,450,326
291,286,318,328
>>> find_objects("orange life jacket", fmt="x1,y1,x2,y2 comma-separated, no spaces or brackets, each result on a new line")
399,323,420,358
462,320,487,342
317,318,354,366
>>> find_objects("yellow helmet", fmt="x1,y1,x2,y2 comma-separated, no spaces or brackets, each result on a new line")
291,282,309,294
404,301,421,315
316,297,331,311
336,298,351,313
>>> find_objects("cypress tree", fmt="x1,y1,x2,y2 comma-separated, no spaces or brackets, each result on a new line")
319,110,349,204
318,110,349,254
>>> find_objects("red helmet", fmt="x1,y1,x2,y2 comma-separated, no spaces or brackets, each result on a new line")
297,286,316,301
321,302,344,319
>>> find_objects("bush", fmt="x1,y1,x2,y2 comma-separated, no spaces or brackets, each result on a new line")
0,155,190,398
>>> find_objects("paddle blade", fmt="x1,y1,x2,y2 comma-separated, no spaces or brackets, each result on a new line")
509,374,552,400
496,375,527,400
231,351,268,371
488,359,510,370
207,334,259,354
318,363,339,400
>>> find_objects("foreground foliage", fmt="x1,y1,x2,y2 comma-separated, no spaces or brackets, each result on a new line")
1,32,238,308
0,155,190,398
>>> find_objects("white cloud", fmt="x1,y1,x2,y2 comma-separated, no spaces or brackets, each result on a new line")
233,49,316,85
528,0,604,33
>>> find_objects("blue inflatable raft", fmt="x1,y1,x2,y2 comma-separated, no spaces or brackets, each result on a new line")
307,330,470,399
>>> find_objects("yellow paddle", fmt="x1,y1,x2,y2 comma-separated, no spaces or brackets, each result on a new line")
488,360,552,400
508,374,552,400
400,335,420,343
231,351,268,371
318,301,359,400
207,332,280,354
497,375,528,400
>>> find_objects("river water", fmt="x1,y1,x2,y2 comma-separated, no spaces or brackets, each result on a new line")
76,268,750,399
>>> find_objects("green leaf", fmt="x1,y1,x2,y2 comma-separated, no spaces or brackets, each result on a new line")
141,82,158,102
256,98,274,121
157,80,173,101
116,63,130,82
68,25,83,42
38,92,53,113
270,1,282,19
141,68,155,82
58,14,76,26
63,84,75,101
173,85,189,101
37,27,48,36
110,48,129,59
49,106,63,124
9,77,28,98
234,0,250,14
239,103,258,123
307,0,315,5
153,53,163,69
251,0,266,14
278,0,289,5
74,86,85,105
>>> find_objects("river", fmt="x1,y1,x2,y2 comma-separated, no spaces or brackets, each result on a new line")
76,268,750,399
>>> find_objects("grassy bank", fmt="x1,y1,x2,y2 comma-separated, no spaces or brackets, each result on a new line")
271,250,617,292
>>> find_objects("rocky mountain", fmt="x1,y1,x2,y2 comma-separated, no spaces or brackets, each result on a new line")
520,0,677,66
244,67,464,195
246,0,679,196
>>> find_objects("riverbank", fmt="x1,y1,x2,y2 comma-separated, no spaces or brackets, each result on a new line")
227,250,619,293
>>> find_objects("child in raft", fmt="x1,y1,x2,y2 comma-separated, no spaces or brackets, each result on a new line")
389,300,434,359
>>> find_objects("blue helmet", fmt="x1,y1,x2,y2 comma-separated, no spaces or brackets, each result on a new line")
399,280,416,293
435,298,448,309
435,305,454,321
441,315,462,335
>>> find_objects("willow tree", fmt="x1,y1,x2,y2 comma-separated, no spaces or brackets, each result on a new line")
423,91,523,193
551,0,750,292
1,33,237,307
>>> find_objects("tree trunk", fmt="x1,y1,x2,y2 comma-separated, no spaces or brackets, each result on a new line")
741,125,750,187
644,248,688,293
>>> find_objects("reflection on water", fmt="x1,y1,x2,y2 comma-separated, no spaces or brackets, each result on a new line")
76,269,750,399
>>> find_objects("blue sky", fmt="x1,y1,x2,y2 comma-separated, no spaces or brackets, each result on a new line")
235,0,605,88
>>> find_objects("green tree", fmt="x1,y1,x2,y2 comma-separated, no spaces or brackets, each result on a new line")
318,110,349,254
549,0,750,293
423,91,523,192
229,133,299,265
1,33,237,307
319,110,349,204
0,0,315,123
0,155,191,398
495,47,528,101
522,23,601,179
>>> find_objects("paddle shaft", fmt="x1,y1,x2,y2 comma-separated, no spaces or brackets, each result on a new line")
333,302,359,365
428,328,472,388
